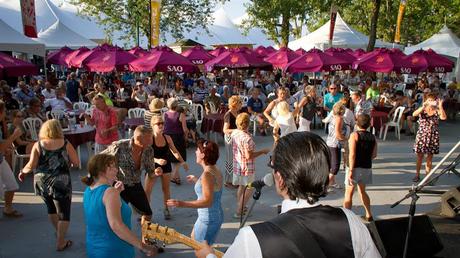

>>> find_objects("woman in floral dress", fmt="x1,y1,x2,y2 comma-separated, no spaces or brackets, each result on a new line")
412,93,447,182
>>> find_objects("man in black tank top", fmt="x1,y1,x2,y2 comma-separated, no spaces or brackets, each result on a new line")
343,114,377,222
196,132,380,258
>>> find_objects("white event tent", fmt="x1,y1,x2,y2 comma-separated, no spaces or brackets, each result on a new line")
405,25,460,58
405,25,460,79
0,19,45,56
161,7,253,47
0,0,105,46
288,13,401,51
34,20,98,50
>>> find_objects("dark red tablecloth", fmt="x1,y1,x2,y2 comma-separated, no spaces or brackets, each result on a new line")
64,125,96,148
201,114,224,135
371,110,389,132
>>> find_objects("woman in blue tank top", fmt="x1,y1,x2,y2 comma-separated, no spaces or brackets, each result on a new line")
82,154,155,258
166,140,223,244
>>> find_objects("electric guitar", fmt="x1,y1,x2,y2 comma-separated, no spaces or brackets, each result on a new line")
142,222,224,258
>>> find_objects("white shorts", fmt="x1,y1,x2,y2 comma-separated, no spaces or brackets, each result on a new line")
0,160,19,197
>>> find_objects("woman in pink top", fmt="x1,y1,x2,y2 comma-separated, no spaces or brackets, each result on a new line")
84,95,119,153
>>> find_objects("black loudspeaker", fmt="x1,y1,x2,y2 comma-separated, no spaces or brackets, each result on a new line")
373,215,443,258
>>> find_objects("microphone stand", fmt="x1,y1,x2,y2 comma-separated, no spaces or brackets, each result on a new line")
391,141,460,258
239,188,262,229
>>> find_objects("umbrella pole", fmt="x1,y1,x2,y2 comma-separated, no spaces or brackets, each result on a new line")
44,58,48,80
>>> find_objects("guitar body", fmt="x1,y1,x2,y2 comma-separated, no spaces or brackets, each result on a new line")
142,222,224,258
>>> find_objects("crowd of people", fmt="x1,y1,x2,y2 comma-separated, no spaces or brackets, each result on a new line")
0,67,458,257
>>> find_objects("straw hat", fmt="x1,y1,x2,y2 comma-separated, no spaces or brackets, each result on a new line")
149,98,164,112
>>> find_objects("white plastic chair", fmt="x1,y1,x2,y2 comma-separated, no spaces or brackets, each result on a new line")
128,108,145,118
250,114,258,136
22,118,43,141
184,99,193,107
11,143,30,174
380,106,405,140
46,110,65,120
73,102,89,111
208,102,218,114
192,103,204,131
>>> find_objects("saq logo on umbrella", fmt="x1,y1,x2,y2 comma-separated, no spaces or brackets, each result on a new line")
330,64,342,71
167,65,183,72
434,67,445,73
192,60,204,65
400,67,411,74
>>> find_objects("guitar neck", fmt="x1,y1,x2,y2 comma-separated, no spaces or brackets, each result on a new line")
174,233,225,258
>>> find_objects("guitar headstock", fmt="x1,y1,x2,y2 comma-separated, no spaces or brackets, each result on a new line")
142,222,180,245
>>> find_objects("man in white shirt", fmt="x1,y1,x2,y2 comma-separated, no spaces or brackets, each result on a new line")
196,132,381,258
41,81,56,99
44,87,72,111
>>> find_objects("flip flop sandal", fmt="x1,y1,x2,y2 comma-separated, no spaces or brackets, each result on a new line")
170,178,181,185
57,240,73,251
3,210,23,218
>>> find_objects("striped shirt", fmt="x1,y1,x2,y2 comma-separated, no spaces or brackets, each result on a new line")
231,130,255,176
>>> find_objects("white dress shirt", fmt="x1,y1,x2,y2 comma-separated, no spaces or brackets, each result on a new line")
44,97,71,111
207,199,381,258
41,88,56,99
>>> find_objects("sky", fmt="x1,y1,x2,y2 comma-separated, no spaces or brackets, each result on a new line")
221,0,248,21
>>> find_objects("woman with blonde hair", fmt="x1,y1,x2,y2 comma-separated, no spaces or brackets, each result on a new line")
293,85,318,132
231,113,270,218
273,101,296,141
325,102,348,191
145,115,189,220
223,95,242,188
19,119,79,251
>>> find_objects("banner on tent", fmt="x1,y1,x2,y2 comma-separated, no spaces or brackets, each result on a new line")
394,0,406,43
150,0,161,47
328,4,338,47
20,0,37,38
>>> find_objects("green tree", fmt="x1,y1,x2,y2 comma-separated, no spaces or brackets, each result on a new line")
306,0,460,48
240,0,320,47
71,0,227,47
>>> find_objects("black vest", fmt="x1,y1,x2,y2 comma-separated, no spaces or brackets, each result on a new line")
251,205,354,258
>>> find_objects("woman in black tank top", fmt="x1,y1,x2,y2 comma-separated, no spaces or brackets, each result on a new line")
343,114,377,222
145,115,189,220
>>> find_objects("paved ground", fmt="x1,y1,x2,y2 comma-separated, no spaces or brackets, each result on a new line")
1,120,460,258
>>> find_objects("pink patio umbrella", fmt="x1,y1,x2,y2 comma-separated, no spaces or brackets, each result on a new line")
406,49,454,73
254,45,269,58
284,48,351,73
209,46,227,57
295,48,307,55
83,48,137,72
352,48,366,58
353,48,424,74
129,46,198,73
265,46,276,54
64,46,90,68
181,45,214,65
324,47,357,69
47,46,73,66
205,48,272,71
128,46,149,57
264,47,299,69
0,52,38,77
